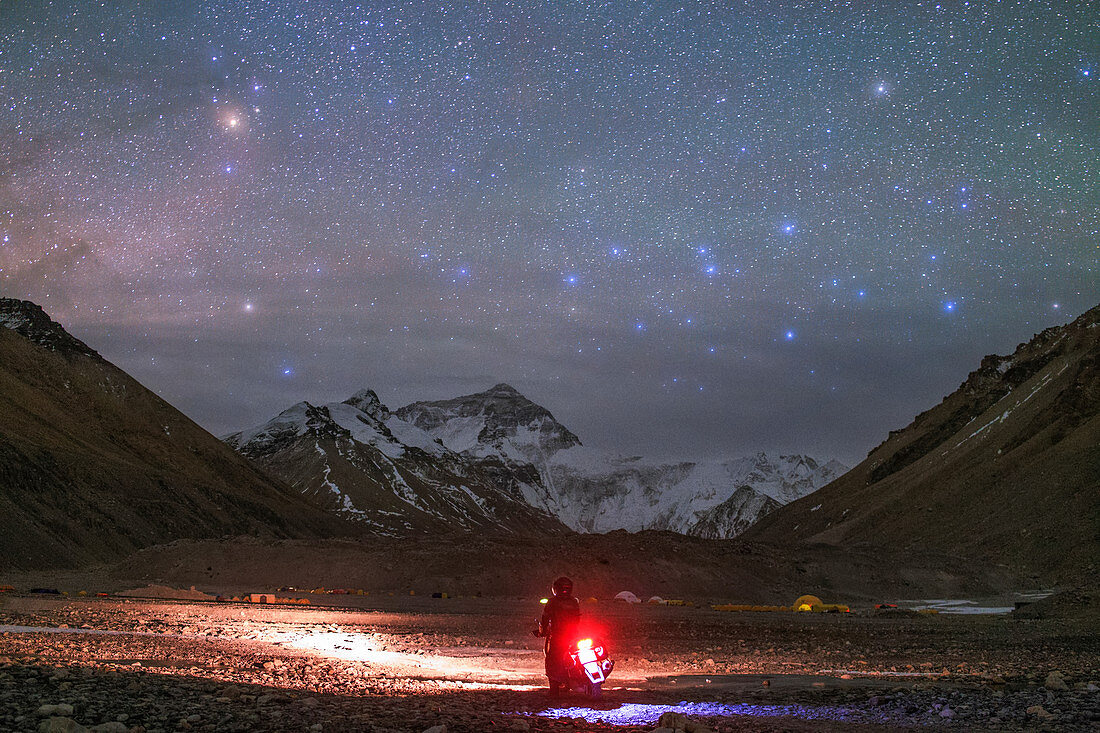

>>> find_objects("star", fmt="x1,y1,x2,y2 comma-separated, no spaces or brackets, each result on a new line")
1,0,1092,465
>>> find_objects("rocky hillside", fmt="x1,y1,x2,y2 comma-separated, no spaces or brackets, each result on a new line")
747,303,1100,584
0,298,343,571
224,389,567,535
397,385,846,538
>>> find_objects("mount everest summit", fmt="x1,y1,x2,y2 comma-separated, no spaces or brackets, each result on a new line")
228,382,846,538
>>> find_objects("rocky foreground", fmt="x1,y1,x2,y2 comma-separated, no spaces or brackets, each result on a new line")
0,594,1098,732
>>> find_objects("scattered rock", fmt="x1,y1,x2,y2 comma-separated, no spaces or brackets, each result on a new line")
256,693,286,705
1027,705,1054,719
38,719,88,733
422,726,447,733
37,704,76,717
658,711,688,730
685,722,716,733
1044,671,1068,691
90,724,128,733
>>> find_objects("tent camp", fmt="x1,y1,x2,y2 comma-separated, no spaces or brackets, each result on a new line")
614,590,641,604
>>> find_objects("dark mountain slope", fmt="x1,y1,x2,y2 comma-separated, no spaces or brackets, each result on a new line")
0,299,343,571
747,304,1100,584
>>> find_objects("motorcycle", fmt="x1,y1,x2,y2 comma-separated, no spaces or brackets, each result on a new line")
540,632,615,699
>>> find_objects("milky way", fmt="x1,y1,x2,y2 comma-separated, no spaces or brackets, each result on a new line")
0,2,1096,463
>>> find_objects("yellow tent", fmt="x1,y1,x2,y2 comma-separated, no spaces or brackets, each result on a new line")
794,594,823,611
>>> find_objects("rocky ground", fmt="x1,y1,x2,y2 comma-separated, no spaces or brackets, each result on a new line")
0,594,1097,732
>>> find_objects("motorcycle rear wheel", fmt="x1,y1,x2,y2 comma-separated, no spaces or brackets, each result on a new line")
585,681,602,700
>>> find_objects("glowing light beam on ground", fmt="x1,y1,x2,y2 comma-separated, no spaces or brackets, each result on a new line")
536,701,867,725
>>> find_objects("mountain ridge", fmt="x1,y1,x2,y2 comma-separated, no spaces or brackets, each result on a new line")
746,303,1100,584
0,298,344,571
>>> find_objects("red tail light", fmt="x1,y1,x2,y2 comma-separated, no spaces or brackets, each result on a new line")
576,638,593,650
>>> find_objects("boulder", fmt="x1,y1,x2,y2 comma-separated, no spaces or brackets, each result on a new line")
38,719,88,733
1044,671,1068,691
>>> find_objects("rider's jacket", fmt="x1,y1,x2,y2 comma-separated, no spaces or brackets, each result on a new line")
540,594,580,642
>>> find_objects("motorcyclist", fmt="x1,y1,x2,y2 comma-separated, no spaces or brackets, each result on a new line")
536,576,581,695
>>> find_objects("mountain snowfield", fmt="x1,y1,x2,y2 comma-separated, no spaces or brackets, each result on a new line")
396,384,847,537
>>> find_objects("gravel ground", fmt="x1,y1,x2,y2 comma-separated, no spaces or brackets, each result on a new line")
0,595,1097,732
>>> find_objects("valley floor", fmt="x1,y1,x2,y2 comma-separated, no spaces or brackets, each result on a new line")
0,595,1097,732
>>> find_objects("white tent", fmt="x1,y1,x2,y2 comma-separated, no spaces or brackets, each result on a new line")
614,590,641,604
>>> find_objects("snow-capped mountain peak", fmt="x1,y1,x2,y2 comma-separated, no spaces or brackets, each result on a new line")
226,391,447,460
395,383,582,464
223,387,563,535
394,384,847,538
342,388,388,419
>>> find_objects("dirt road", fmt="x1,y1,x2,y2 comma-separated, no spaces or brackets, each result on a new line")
1,595,1097,731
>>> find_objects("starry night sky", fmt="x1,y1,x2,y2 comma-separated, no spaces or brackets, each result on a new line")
1,1,1096,464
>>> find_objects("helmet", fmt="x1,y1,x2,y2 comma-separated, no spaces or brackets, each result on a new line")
552,576,574,596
